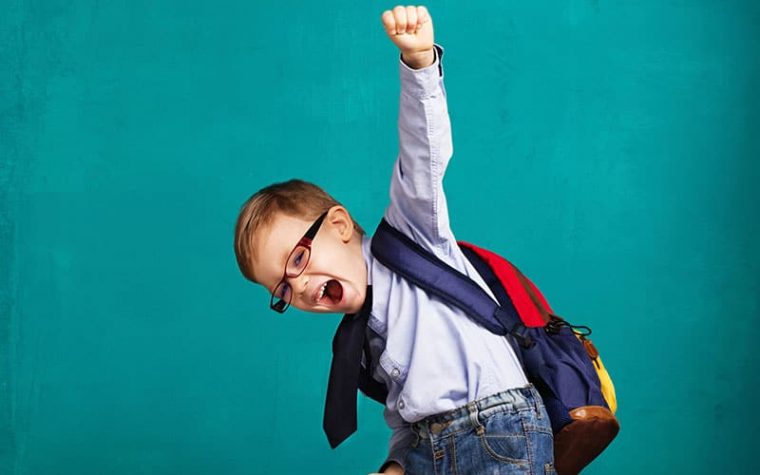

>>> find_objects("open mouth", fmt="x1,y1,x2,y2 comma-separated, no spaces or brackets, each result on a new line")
316,279,344,306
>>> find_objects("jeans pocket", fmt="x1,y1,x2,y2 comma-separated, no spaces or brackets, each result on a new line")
477,410,530,465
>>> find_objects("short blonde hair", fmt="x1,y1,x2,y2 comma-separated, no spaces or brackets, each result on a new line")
233,179,364,283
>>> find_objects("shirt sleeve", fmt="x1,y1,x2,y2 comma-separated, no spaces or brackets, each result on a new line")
383,43,461,265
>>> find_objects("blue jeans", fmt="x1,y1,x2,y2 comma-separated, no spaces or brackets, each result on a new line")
404,384,556,475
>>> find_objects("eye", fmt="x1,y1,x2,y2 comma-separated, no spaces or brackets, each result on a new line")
292,249,306,269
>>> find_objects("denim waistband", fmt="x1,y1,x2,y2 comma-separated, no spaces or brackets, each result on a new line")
410,384,543,441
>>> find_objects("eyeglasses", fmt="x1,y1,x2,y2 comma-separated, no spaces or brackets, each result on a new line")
269,210,329,313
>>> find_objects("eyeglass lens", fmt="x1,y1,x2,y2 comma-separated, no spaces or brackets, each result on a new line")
271,245,312,311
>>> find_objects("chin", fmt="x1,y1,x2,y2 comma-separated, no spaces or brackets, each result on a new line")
347,289,367,314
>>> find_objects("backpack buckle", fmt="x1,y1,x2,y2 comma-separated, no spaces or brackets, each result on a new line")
545,314,592,337
509,322,535,348
545,316,564,335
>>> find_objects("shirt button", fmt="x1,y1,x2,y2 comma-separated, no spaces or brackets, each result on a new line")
398,398,405,409
391,368,400,379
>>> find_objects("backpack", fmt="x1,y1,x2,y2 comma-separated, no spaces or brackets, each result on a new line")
371,219,619,475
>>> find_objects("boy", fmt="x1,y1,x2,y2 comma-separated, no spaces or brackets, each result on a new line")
233,5,555,474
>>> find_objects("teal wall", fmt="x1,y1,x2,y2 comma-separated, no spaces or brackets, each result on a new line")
2,1,758,473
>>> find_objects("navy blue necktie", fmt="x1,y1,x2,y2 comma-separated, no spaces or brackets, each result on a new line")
323,286,388,448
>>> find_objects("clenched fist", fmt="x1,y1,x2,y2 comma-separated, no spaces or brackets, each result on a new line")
380,5,434,68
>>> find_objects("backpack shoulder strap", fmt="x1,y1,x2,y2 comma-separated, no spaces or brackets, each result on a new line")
370,219,534,347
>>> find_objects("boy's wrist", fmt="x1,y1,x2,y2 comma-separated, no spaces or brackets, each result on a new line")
400,48,435,70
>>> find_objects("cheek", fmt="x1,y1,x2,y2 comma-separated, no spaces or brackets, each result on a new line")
312,248,344,272
310,243,351,274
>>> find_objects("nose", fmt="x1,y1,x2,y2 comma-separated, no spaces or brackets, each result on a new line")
287,273,309,300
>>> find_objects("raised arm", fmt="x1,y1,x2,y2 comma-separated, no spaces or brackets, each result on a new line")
380,6,457,258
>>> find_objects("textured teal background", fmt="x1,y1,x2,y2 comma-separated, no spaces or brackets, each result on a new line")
1,1,758,474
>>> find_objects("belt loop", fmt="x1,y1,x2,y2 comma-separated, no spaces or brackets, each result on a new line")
410,423,420,448
416,420,431,442
467,401,484,436
529,385,542,419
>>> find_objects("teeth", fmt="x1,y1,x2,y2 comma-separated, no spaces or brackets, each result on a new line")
318,282,328,300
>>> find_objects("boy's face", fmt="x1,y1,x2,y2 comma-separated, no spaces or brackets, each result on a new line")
250,206,368,315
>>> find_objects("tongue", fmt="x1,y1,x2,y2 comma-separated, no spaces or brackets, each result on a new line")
324,279,343,303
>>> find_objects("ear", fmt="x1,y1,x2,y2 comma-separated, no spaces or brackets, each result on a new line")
326,205,355,243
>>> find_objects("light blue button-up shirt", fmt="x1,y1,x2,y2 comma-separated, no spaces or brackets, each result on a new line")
361,43,528,470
